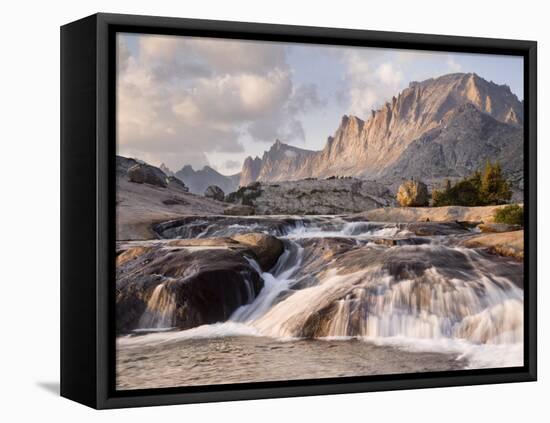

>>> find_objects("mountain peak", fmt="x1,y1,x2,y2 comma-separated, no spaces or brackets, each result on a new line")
337,115,365,136
174,164,239,194
159,163,174,176
271,139,286,151
239,72,523,185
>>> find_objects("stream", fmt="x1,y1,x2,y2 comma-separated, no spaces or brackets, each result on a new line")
116,216,524,390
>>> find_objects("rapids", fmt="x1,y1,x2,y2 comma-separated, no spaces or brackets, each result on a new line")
118,215,524,388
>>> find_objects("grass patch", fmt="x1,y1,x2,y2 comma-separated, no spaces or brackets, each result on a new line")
494,204,524,226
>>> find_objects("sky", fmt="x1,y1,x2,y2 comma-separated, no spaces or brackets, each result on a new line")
117,33,523,175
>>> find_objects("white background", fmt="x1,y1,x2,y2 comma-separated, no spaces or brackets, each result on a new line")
1,0,546,421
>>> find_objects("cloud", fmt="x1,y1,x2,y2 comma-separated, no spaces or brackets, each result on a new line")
117,34,321,170
222,159,242,171
247,82,324,143
446,56,462,72
341,50,403,116
375,62,403,87
171,69,292,124
117,37,131,72
340,48,468,118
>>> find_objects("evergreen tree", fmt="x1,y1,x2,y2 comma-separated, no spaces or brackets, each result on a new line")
479,161,512,205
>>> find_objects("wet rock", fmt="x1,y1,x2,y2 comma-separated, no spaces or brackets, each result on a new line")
269,239,524,340
372,237,432,246
204,185,225,201
299,237,356,262
477,223,522,233
128,163,168,188
374,238,397,247
396,180,429,207
152,215,299,239
224,205,256,216
116,245,153,267
166,237,241,248
457,220,483,229
232,233,284,271
407,221,469,236
116,243,263,334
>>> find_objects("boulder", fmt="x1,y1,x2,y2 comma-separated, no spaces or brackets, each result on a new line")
396,180,429,207
116,155,138,176
232,233,285,271
224,205,256,216
204,185,225,201
128,163,168,188
167,176,189,192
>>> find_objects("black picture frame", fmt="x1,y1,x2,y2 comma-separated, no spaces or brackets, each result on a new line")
60,12,537,409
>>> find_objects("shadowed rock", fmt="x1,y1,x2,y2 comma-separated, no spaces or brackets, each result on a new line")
128,163,168,188
167,176,189,192
232,233,284,271
116,242,264,334
477,223,522,233
204,185,225,201
224,205,255,216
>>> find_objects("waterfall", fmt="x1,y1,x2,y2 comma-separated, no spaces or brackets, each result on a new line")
327,297,352,337
231,241,304,322
252,255,523,345
138,282,177,329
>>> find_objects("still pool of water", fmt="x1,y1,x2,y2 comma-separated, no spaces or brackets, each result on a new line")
116,335,465,390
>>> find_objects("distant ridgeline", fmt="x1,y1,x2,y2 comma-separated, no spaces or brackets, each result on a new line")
165,164,241,195
237,73,524,197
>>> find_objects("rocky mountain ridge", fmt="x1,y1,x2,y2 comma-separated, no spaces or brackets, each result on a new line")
227,178,394,215
175,164,240,195
239,72,524,191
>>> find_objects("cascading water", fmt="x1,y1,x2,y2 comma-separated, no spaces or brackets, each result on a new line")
254,244,522,335
231,240,304,322
131,217,524,369
138,282,177,329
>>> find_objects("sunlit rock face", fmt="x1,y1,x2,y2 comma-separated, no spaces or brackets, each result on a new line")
238,73,523,194
240,140,316,186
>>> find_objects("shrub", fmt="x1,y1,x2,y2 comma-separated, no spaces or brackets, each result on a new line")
494,204,524,226
432,173,481,206
432,161,512,207
223,185,262,205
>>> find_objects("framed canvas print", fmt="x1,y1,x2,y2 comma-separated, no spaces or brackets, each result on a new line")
60,13,537,409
